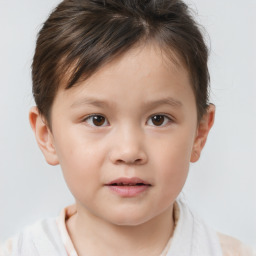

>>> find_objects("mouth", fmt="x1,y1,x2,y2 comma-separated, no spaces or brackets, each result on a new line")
105,177,151,197
109,183,149,186
106,177,151,187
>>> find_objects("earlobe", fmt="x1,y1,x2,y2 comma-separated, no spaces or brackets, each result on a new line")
29,107,59,166
190,104,215,163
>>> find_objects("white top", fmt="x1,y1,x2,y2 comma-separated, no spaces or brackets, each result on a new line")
1,200,255,256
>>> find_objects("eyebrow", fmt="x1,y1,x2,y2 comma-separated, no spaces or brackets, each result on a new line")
71,96,182,109
143,97,182,108
71,98,110,108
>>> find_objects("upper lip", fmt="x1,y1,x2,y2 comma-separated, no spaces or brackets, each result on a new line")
106,177,151,186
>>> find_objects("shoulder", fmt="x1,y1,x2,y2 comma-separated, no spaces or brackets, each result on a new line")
0,239,12,256
217,232,256,256
0,218,67,256
175,200,255,256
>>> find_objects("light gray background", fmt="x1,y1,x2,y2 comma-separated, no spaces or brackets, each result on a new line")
0,0,255,248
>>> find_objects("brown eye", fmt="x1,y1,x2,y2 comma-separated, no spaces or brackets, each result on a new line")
151,115,164,126
147,115,171,127
85,115,108,127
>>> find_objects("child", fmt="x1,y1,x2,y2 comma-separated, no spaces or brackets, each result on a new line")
1,0,255,255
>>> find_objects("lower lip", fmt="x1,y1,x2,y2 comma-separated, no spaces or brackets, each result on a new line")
106,185,150,197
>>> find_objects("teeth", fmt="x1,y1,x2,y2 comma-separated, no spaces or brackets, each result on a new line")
112,183,143,186
110,182,147,186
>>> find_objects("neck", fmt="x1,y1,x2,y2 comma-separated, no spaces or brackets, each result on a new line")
66,204,175,256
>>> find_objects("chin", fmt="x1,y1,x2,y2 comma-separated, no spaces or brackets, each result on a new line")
106,210,154,227
113,219,149,227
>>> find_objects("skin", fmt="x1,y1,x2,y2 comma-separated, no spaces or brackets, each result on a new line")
30,43,215,256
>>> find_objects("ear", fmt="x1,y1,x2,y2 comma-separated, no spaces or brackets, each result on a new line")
190,104,215,163
29,106,59,165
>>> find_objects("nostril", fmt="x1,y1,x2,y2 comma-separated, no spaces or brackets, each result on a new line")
109,148,148,165
116,158,144,165
135,158,143,163
116,159,125,164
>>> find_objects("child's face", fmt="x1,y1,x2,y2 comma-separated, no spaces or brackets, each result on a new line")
32,43,213,226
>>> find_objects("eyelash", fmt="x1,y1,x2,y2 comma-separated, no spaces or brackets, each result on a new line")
147,114,173,127
83,114,109,127
82,114,173,127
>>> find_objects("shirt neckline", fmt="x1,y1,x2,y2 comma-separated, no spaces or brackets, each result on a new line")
56,202,180,256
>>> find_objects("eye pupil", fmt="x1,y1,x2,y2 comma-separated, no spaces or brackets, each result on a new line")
152,115,164,126
93,116,105,126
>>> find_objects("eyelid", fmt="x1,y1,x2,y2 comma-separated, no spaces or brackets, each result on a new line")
146,113,174,127
82,114,110,127
81,113,174,127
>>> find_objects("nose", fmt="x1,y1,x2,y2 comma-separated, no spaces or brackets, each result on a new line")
108,125,148,165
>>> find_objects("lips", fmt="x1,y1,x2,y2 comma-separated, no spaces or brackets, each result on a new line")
107,177,151,186
106,177,151,197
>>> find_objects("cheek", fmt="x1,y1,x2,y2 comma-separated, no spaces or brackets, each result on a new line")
53,130,106,199
150,128,195,196
55,125,104,168
156,152,190,198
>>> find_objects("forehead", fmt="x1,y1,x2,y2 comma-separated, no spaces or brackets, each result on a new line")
55,43,194,110
61,43,190,90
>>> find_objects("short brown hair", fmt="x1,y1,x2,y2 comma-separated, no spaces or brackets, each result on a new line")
32,0,210,126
